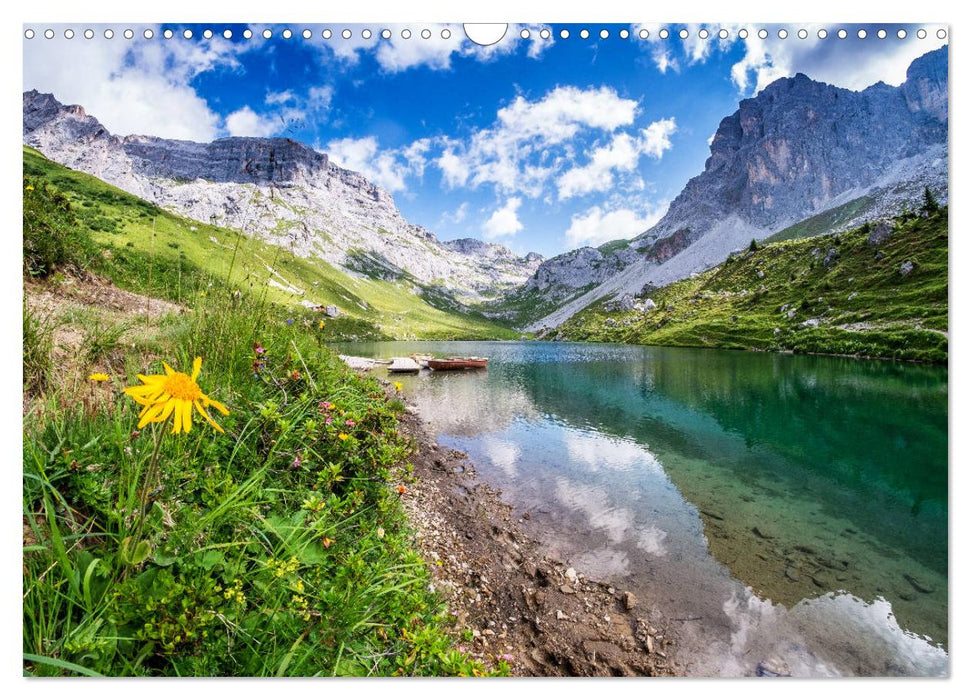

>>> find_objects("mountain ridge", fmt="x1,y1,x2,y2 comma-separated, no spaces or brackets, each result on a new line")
23,89,542,308
523,46,948,331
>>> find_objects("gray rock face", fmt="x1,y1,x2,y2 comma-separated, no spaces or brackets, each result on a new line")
513,244,639,318
526,47,948,331
899,260,915,277
867,220,895,246
23,90,543,306
604,294,636,312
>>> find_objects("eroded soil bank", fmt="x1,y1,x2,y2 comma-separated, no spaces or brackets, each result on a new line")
390,394,681,677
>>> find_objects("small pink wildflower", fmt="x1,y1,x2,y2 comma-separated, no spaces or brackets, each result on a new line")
293,455,302,468
325,416,333,426
345,419,356,427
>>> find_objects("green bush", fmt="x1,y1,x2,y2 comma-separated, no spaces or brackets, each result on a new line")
23,177,92,277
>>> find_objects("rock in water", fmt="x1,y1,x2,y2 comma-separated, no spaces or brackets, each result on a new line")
756,656,791,677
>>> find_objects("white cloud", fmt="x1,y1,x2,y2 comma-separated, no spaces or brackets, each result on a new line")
437,146,471,189
557,118,676,200
313,23,553,74
22,27,244,140
729,26,948,95
375,25,466,72
630,23,947,96
482,197,524,239
225,106,278,137
497,86,638,143
443,202,469,225
440,86,641,198
265,90,296,106
325,135,428,193
565,204,667,247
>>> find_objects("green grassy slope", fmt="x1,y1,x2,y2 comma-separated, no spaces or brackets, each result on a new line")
23,147,519,341
558,210,948,363
764,195,876,244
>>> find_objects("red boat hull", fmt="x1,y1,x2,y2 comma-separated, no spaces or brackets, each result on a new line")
427,358,488,370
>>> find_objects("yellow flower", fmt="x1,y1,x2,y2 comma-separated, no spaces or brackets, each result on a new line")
25,184,34,191
318,320,325,330
88,373,110,382
337,432,349,441
123,357,229,434
393,382,403,393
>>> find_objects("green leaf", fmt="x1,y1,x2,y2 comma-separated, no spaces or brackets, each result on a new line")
23,653,103,677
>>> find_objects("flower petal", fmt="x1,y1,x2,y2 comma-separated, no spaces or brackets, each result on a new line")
157,398,177,426
171,400,183,435
182,400,193,433
162,362,176,376
203,396,230,416
137,401,167,428
194,400,224,433
191,357,202,382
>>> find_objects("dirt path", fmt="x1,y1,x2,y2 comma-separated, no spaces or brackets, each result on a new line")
390,398,681,677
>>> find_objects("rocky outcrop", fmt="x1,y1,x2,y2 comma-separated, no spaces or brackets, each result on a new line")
526,47,948,331
23,90,542,305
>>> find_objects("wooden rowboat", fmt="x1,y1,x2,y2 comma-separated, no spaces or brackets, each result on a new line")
427,357,488,371
409,353,435,368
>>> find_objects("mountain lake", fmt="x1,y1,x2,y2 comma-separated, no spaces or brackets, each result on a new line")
334,341,948,677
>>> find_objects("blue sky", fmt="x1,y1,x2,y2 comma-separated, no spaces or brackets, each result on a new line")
23,23,947,258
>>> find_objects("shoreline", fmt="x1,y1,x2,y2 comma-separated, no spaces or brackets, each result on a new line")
386,382,681,677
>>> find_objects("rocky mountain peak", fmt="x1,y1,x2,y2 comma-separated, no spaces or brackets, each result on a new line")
525,47,948,331
23,90,542,304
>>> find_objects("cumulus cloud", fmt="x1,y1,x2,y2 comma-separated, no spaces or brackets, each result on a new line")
557,118,676,200
631,22,947,95
315,23,553,74
497,85,638,143
22,26,244,140
728,25,948,94
225,106,278,137
437,146,471,189
325,135,428,193
440,86,641,198
440,202,469,226
565,204,667,247
482,197,524,239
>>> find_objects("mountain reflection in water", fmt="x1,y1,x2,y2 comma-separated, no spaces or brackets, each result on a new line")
335,341,948,676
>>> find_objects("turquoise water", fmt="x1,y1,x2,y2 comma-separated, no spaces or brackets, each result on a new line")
336,341,948,676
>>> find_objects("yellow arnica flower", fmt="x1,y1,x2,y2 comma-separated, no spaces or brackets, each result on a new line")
393,382,403,393
25,184,34,191
337,432,349,441
88,373,110,382
123,357,229,434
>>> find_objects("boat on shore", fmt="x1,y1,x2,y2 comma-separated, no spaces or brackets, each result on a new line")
409,353,436,368
427,357,489,371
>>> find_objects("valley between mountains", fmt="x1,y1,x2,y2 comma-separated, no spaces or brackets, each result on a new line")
23,46,948,362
